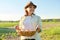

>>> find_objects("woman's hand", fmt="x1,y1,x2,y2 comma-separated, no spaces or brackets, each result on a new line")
15,25,21,36
36,26,41,33
15,25,20,30
15,25,21,31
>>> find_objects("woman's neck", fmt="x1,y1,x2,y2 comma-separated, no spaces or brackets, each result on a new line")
28,13,32,16
24,13,35,16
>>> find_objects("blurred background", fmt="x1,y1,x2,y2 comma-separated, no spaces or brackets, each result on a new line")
0,0,60,40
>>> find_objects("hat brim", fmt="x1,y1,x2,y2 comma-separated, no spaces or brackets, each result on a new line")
25,4,37,9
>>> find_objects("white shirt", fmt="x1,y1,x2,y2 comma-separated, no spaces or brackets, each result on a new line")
19,14,42,40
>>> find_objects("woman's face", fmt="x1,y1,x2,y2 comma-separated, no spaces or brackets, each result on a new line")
26,5,35,15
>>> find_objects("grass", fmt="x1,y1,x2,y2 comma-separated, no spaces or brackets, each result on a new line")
0,21,19,28
0,28,17,40
40,27,60,40
0,21,18,40
40,22,60,40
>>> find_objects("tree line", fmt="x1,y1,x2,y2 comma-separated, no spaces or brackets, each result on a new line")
0,19,60,22
42,19,60,22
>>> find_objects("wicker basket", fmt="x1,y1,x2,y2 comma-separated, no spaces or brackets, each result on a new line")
19,31,36,37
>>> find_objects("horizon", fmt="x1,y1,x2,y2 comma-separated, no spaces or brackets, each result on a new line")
0,18,60,21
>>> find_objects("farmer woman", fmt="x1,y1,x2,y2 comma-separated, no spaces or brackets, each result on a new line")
16,1,42,40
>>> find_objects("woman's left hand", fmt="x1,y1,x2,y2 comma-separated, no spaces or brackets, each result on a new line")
36,27,41,33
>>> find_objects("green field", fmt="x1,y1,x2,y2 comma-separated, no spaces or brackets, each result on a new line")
0,21,18,28
0,22,60,40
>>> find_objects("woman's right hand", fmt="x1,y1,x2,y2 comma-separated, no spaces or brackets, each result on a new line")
15,25,21,35
15,25,21,31
15,25,19,30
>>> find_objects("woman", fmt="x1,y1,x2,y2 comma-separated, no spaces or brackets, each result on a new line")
16,1,42,40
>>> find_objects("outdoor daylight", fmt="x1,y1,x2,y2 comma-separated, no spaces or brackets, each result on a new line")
0,0,60,40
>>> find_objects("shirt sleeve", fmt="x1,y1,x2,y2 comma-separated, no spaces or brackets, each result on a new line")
19,16,23,29
37,16,42,32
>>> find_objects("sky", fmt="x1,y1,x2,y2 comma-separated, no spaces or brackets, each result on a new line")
0,0,60,21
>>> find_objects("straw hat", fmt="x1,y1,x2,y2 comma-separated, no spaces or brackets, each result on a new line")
25,1,37,9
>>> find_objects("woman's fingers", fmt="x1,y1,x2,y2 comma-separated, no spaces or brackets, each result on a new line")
36,28,41,33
